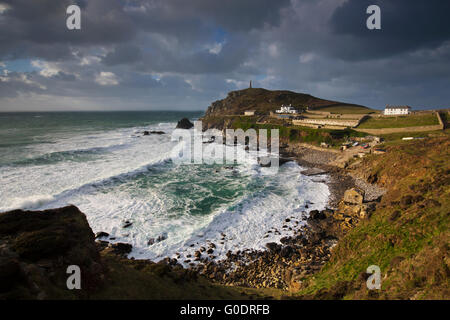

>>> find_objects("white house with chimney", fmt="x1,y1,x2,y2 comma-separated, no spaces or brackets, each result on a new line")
275,104,298,114
384,105,411,116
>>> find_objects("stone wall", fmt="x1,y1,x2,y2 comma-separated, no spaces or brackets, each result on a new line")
293,118,360,128
354,124,443,135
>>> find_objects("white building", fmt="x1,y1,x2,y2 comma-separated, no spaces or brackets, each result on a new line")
244,110,255,116
275,104,298,114
384,105,411,115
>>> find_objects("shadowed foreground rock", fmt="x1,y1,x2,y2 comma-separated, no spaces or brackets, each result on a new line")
0,205,104,299
0,206,254,300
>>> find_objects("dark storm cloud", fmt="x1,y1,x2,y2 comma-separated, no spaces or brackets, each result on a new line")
103,45,143,66
0,0,136,60
330,0,450,60
0,0,449,111
126,0,290,33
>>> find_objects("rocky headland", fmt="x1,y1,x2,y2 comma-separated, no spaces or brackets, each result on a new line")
1,89,448,299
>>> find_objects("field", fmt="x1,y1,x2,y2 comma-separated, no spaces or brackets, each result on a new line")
313,104,376,114
230,116,367,147
358,114,439,129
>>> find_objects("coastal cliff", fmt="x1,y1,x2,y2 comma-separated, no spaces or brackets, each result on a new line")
201,87,369,131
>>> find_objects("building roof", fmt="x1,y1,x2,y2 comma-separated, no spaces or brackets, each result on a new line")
385,105,411,109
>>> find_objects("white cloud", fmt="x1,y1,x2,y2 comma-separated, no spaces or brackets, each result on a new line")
0,3,10,14
95,72,119,86
80,55,102,66
16,73,47,90
299,53,316,63
205,42,224,55
225,78,248,89
31,60,60,77
268,44,279,58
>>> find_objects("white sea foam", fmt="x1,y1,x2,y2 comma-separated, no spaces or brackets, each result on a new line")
0,121,330,267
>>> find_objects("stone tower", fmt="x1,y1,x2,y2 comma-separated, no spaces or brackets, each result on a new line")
249,80,252,89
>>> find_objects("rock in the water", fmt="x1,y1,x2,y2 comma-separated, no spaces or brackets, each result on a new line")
176,118,194,129
122,221,133,228
143,131,165,135
343,188,365,205
95,231,109,239
156,233,167,242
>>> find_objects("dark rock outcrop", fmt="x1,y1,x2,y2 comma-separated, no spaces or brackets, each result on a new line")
176,118,194,129
109,243,132,257
0,205,105,299
95,232,109,239
143,131,165,136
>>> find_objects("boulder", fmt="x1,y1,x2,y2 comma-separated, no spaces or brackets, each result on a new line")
265,242,280,252
156,233,167,242
122,221,133,228
343,188,365,205
0,258,21,292
0,205,104,298
176,118,194,129
95,231,109,239
309,210,326,220
110,243,132,256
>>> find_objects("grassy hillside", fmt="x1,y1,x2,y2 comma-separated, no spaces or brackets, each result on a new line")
358,114,439,129
295,135,450,299
314,104,375,114
204,88,371,117
206,115,367,147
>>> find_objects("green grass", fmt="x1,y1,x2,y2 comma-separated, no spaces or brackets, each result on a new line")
230,116,367,147
295,137,450,299
358,114,439,129
314,105,375,114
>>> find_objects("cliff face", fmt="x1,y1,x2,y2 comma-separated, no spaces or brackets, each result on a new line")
203,87,356,118
0,206,104,299
296,136,450,299
0,206,254,300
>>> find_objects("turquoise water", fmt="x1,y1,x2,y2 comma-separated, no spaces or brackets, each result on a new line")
0,111,330,263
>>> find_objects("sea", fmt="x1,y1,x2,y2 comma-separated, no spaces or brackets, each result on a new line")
0,111,330,264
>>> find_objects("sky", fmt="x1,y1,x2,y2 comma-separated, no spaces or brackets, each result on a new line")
0,0,449,112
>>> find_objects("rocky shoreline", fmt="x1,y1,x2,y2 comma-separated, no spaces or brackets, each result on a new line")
0,136,386,296
176,142,385,291
89,140,385,291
